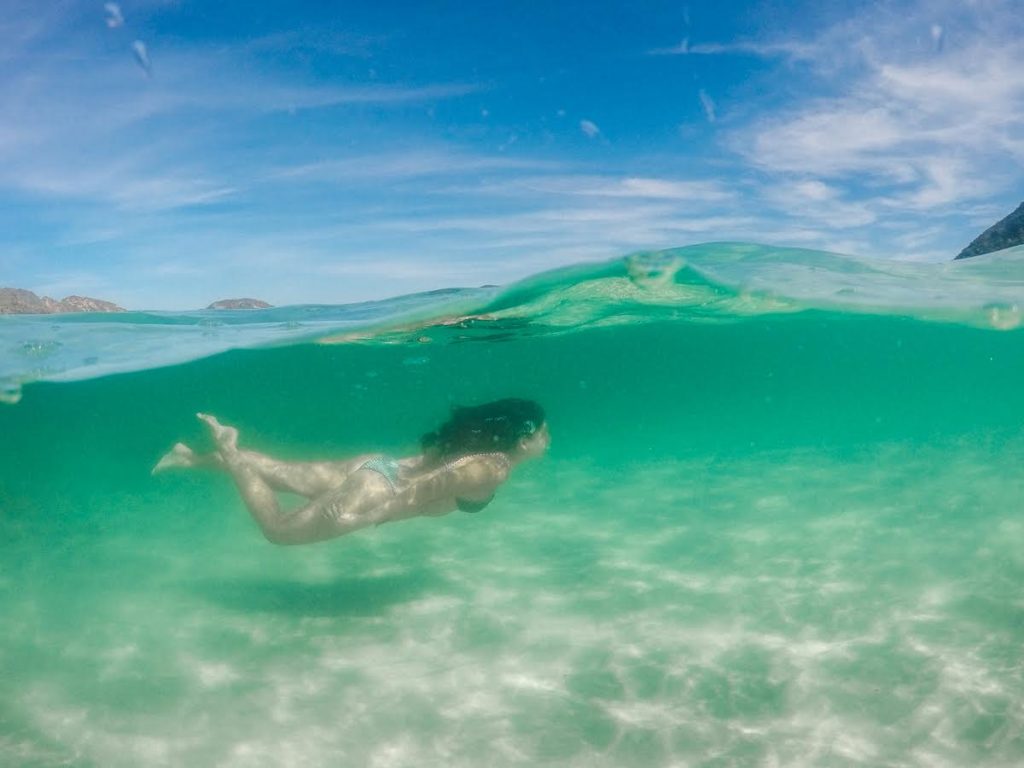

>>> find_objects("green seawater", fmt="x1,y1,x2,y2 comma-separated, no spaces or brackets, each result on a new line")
3,244,1024,766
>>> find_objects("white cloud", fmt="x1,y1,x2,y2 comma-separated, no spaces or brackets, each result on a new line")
271,151,552,182
0,18,479,210
760,180,877,229
746,107,909,177
455,175,736,203
730,3,1024,214
579,119,601,138
355,204,762,252
644,0,1024,262
790,180,835,203
0,137,240,211
636,0,1019,263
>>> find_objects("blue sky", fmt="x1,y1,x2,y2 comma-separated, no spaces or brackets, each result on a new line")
1,0,1022,309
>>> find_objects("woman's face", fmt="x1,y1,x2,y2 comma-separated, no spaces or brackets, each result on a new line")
516,422,551,460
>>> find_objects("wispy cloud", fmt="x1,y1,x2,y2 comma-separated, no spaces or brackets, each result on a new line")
355,204,762,249
650,39,819,62
759,180,877,229
640,0,1023,261
444,175,736,202
0,12,479,211
7,147,239,211
271,150,551,183
742,48,1024,187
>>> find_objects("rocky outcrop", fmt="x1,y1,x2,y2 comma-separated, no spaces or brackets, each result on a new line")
0,287,124,314
59,295,126,313
206,298,273,310
955,201,1024,260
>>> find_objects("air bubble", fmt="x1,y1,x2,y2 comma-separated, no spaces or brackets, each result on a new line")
984,303,1021,330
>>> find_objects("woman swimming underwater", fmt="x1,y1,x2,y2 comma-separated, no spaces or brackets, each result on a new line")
154,398,550,545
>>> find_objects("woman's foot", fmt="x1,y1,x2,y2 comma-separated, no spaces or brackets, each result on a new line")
152,442,198,474
197,412,239,456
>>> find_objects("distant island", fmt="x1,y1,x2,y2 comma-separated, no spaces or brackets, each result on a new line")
0,287,124,315
0,289,274,314
955,201,1024,260
207,298,273,310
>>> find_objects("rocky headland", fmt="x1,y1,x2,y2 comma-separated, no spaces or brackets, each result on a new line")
0,287,125,314
955,201,1024,260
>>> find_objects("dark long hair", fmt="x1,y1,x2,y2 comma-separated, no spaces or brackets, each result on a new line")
421,398,545,462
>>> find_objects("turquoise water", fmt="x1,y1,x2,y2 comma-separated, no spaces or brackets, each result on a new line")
3,243,1024,766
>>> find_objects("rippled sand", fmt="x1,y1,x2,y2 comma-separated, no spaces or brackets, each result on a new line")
4,439,1023,767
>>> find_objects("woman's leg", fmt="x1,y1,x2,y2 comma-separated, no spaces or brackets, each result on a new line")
154,429,370,498
152,443,222,474
197,413,388,545
231,451,369,498
219,455,388,545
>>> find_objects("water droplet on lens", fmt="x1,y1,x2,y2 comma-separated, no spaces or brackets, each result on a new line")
18,340,62,358
104,2,124,28
984,303,1021,330
0,382,22,404
132,40,152,76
